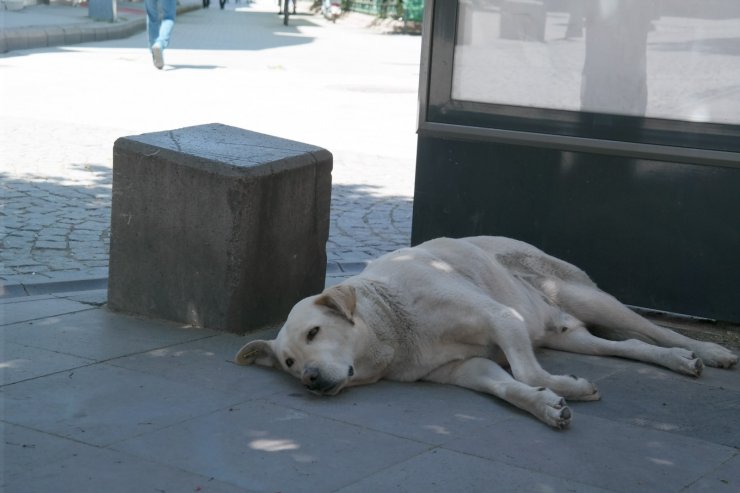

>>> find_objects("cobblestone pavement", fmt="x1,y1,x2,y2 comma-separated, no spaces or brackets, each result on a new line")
328,152,414,263
1,173,110,281
1,152,413,285
0,2,420,287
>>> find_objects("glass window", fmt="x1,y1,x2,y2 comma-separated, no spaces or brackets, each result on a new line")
452,0,740,125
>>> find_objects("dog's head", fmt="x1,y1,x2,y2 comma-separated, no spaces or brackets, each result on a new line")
235,284,365,396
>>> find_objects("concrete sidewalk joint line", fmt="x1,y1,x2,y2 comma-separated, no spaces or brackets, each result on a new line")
0,262,367,300
0,277,110,299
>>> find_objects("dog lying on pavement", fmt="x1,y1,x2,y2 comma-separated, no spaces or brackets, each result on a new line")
235,236,738,429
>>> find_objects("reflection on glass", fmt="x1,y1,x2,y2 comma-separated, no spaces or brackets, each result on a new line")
452,0,740,124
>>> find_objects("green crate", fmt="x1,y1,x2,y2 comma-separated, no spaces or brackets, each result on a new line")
347,0,378,15
403,0,423,22
346,0,422,20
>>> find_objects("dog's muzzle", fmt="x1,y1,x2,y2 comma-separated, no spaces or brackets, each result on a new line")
302,365,354,395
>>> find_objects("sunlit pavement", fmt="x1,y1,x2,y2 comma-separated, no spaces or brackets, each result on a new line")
1,0,418,287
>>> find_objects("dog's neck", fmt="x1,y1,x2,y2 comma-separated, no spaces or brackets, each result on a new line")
355,280,415,337
349,279,419,376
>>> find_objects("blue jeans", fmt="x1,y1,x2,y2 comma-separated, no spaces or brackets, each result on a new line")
145,0,177,48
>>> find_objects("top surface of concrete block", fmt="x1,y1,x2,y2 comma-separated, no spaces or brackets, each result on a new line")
114,123,331,177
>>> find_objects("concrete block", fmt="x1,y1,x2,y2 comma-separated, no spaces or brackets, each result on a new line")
78,27,97,43
108,124,332,333
3,30,28,52
62,26,82,44
94,26,112,41
88,0,117,21
24,28,49,50
500,0,546,42
107,22,131,40
45,26,67,46
121,20,146,38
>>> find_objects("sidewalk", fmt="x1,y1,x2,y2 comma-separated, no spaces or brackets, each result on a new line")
2,284,739,492
0,0,202,53
0,0,417,293
1,3,739,490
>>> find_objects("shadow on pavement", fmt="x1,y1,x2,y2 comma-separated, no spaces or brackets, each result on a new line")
1,166,413,282
328,183,413,261
0,165,112,283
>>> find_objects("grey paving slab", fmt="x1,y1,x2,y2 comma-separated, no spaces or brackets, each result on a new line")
1,341,94,385
537,347,740,391
1,421,96,485
335,447,614,493
2,306,217,361
54,287,108,306
264,379,515,446
0,292,738,492
689,362,740,392
444,413,736,493
572,364,740,448
0,296,92,326
1,362,241,447
3,438,249,493
107,330,294,396
683,453,740,493
114,399,431,493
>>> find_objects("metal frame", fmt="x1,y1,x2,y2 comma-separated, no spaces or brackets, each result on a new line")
416,0,740,169
413,0,740,322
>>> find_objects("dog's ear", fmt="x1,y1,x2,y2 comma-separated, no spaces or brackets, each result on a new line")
315,284,356,324
235,339,278,368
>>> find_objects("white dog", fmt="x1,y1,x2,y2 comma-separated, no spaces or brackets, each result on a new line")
235,236,738,428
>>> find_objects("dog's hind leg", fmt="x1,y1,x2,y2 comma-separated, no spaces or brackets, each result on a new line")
553,283,738,369
424,357,572,429
487,309,600,401
543,325,704,376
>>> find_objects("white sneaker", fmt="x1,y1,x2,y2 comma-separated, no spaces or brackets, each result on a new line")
151,43,164,70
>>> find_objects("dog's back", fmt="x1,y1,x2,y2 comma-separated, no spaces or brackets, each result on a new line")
368,236,595,289
463,237,595,287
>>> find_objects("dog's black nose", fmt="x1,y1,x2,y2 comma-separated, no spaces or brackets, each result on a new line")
303,366,320,384
348,366,355,377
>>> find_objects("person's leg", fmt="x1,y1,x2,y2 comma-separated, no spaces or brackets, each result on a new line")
154,0,177,49
144,0,160,47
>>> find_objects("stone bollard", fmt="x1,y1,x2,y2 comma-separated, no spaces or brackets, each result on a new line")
88,0,117,22
107,124,333,333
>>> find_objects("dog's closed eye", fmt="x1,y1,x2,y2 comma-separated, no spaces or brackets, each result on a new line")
307,326,320,342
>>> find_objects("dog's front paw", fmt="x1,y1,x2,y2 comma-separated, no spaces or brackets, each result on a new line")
541,374,600,401
547,398,572,430
695,343,738,369
537,390,572,430
564,375,600,401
